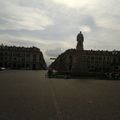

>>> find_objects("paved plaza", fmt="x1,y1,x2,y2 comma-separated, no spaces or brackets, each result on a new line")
0,70,120,120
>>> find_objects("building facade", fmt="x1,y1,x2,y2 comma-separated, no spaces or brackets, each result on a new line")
0,45,46,70
50,32,120,76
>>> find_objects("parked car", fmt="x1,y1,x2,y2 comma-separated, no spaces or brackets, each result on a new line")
47,68,71,79
0,67,6,71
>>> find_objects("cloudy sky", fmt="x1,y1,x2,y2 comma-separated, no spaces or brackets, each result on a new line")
0,0,120,65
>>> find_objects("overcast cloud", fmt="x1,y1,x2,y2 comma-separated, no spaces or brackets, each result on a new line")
0,0,120,65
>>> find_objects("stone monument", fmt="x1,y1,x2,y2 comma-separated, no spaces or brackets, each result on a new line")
76,31,84,50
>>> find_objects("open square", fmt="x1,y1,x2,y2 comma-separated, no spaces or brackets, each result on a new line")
0,70,120,120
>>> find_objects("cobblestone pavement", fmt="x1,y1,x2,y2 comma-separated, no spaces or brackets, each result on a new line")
0,70,120,120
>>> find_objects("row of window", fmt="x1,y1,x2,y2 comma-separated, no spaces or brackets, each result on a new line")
0,62,38,69
85,56,120,63
0,55,42,62
85,56,112,61
0,52,31,57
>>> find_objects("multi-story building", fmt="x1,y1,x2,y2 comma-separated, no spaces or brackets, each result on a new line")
0,45,46,70
50,32,120,76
